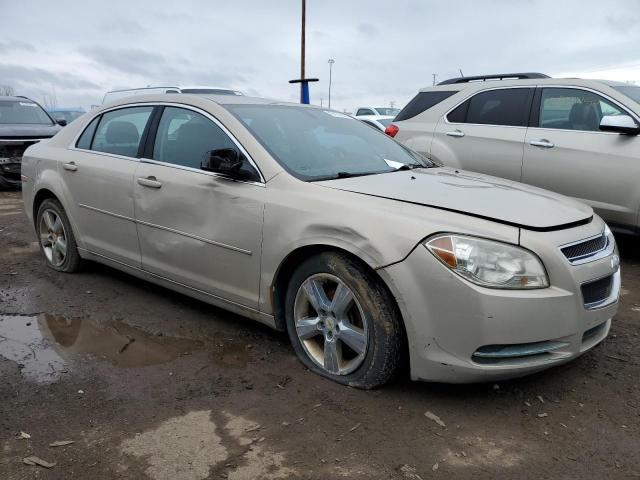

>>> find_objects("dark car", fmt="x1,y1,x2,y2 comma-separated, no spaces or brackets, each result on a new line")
0,96,62,189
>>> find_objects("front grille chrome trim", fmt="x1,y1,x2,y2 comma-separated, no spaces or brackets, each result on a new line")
560,232,612,265
473,340,569,359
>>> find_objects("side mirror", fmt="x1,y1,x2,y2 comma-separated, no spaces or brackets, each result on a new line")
599,115,640,135
201,148,254,181
56,118,68,127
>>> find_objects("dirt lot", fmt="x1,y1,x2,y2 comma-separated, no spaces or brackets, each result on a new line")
0,189,638,479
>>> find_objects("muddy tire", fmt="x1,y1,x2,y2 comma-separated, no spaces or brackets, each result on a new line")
36,198,82,273
285,251,404,389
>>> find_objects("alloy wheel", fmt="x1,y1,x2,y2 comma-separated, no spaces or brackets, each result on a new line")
39,209,68,267
293,273,369,375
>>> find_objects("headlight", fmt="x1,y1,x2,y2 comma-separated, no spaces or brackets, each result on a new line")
425,234,549,289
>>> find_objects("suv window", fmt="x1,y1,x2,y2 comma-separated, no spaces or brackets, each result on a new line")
356,109,374,116
152,107,258,180
395,91,456,121
448,88,532,126
538,88,626,132
91,107,153,157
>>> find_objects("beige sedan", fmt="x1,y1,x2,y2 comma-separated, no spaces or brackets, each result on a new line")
21,94,620,388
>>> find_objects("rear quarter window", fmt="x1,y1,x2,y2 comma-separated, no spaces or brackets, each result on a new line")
395,91,457,121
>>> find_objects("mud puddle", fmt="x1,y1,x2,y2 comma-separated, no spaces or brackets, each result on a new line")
212,332,251,368
0,313,203,383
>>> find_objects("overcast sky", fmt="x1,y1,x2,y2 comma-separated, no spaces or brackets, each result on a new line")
2,0,640,112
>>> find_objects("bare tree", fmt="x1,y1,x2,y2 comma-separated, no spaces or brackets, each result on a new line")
0,85,15,96
42,86,58,110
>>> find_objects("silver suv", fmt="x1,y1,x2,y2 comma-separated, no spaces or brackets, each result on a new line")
389,73,640,234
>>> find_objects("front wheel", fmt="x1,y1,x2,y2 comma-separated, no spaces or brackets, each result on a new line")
285,252,404,389
36,198,82,272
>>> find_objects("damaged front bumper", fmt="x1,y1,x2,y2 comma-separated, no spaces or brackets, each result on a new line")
378,216,620,383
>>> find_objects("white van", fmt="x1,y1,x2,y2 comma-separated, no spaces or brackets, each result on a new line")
102,85,243,104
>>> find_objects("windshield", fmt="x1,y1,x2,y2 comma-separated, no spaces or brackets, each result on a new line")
375,108,400,116
0,100,53,125
50,111,84,122
614,85,640,105
227,105,432,181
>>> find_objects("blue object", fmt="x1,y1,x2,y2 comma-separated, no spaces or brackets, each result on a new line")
289,78,318,105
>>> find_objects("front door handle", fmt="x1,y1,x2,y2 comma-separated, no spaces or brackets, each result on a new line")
62,161,78,172
446,129,465,138
529,139,555,148
137,176,163,189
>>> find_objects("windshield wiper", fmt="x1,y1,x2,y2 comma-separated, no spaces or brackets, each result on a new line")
394,163,425,171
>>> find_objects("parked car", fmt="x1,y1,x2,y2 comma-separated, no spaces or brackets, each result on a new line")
388,73,640,235
22,93,619,388
47,107,86,124
357,115,395,131
103,85,243,104
355,106,400,117
0,96,62,189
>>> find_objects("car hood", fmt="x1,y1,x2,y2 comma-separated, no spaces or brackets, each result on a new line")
316,167,593,231
0,123,61,139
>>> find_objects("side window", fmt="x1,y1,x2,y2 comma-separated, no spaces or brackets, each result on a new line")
76,116,100,149
447,99,470,123
395,91,457,121
539,88,626,132
91,107,153,157
152,107,259,182
464,88,532,126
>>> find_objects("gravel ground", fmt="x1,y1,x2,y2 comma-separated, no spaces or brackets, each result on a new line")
0,190,638,479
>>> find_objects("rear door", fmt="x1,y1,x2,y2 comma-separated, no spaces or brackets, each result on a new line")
522,87,640,230
431,87,534,181
61,106,153,266
134,105,265,309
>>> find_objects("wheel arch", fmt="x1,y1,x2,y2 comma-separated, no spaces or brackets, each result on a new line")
270,244,406,339
32,188,59,225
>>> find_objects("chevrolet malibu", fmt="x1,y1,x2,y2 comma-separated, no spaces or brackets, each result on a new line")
21,94,620,388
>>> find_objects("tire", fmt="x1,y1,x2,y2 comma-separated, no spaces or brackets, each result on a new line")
36,198,82,273
285,251,404,389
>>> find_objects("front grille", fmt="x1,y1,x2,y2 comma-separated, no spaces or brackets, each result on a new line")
581,275,613,308
561,234,608,263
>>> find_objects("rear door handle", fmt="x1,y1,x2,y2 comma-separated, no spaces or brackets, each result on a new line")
62,161,78,172
445,129,465,138
529,139,554,148
137,176,162,189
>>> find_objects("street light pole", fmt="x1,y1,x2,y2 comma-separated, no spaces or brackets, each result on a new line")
328,59,335,109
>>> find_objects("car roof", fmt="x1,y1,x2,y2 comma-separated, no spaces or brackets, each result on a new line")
99,93,321,111
0,95,37,102
105,85,240,94
418,77,630,93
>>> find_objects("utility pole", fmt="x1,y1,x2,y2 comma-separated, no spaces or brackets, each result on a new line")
289,0,318,104
328,59,335,109
432,73,438,86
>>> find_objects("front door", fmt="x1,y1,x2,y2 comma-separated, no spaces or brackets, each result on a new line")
60,106,153,266
134,106,265,309
522,87,640,230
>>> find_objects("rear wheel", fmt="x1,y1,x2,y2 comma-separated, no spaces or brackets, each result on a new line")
285,252,404,389
36,198,81,272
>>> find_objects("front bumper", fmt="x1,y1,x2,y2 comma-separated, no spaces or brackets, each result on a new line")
380,217,620,383
0,160,22,188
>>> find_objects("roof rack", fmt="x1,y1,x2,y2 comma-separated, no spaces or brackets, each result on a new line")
438,72,550,85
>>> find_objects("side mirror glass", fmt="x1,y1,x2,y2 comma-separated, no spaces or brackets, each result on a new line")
599,115,640,135
201,148,254,181
56,118,68,127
